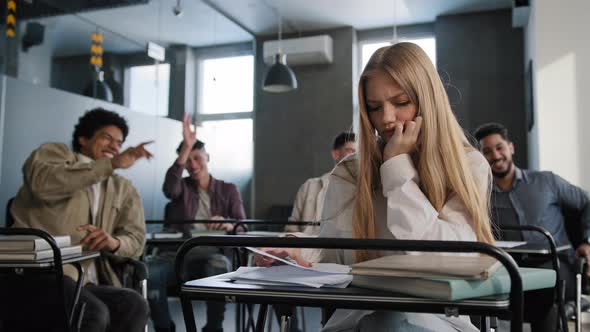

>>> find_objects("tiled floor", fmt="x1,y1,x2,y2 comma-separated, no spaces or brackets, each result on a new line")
153,298,590,332
495,311,590,332
149,298,323,332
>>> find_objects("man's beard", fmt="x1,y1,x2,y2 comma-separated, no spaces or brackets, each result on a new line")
491,161,513,179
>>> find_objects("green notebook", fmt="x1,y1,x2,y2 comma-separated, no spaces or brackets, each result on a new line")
351,267,556,301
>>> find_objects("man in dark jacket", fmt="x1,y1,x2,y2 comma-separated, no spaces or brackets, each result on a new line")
475,122,590,327
147,114,246,332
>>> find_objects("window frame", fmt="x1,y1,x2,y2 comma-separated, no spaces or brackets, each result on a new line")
194,42,254,123
356,23,436,79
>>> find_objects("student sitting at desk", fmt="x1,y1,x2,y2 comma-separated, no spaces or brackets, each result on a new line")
10,108,150,332
147,114,246,332
255,42,495,331
286,132,356,236
474,122,590,321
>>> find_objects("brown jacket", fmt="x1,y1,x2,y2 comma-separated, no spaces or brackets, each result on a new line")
11,143,146,286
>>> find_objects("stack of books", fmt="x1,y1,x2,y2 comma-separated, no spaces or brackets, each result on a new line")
0,235,82,261
351,253,556,300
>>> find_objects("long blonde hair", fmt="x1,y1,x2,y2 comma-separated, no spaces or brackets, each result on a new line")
353,42,494,262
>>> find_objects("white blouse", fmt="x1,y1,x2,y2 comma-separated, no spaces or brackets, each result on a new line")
302,150,490,264
309,150,491,331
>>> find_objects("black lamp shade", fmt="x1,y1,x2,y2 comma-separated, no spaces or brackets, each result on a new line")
263,53,297,93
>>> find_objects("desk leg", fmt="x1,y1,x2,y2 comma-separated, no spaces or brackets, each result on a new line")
141,279,148,332
255,304,268,332
558,279,569,332
275,305,294,332
70,262,85,327
280,315,292,332
236,303,242,332
576,274,582,332
479,316,490,332
246,304,256,331
180,295,198,332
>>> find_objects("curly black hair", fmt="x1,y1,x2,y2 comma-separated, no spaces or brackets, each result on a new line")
72,108,129,152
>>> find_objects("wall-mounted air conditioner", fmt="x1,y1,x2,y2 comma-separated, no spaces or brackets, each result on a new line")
263,35,333,66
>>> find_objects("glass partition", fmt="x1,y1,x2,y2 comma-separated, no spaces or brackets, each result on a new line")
0,0,254,223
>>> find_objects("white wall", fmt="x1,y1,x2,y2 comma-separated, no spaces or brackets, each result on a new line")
527,0,590,190
524,0,539,171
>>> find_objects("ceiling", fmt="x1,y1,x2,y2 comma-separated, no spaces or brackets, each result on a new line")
29,0,512,57
36,0,253,57
213,0,512,35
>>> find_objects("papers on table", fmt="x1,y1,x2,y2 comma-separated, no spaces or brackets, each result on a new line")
147,232,183,240
208,248,352,288
245,246,351,274
226,266,353,288
495,241,527,248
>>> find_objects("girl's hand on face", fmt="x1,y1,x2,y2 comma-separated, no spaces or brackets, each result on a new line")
382,116,423,162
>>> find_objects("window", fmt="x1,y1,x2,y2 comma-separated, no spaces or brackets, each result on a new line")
360,37,436,72
196,54,255,215
128,63,170,116
199,55,254,114
198,119,253,191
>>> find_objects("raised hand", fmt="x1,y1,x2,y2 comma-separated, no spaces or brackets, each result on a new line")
182,113,197,151
383,116,423,162
111,141,154,169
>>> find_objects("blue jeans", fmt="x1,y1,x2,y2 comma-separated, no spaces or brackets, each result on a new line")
146,247,230,331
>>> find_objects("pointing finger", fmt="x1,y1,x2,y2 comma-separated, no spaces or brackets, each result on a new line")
138,141,155,148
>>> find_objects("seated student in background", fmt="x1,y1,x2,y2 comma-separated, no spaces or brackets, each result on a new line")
10,108,150,332
286,132,356,235
147,114,246,332
255,42,494,331
474,122,590,318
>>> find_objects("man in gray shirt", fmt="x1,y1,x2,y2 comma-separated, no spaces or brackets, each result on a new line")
474,123,590,319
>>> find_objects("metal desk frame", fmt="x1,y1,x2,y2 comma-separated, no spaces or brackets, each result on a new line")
175,236,525,332
0,228,99,332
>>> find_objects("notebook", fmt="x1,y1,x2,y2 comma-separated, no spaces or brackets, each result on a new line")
0,235,71,252
352,254,501,280
351,267,556,300
0,245,83,261
226,266,353,288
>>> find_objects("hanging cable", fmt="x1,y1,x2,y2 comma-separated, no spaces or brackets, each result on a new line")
392,0,398,44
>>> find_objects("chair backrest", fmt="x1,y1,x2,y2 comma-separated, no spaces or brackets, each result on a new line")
164,201,173,221
5,197,15,227
563,207,583,248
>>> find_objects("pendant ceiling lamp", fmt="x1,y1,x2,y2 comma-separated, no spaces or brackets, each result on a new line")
262,6,297,93
391,0,399,44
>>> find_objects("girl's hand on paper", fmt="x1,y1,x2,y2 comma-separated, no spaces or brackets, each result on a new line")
253,248,311,268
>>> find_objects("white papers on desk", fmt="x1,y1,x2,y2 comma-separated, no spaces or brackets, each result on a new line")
495,241,526,248
148,232,183,240
227,266,353,288
245,247,351,274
